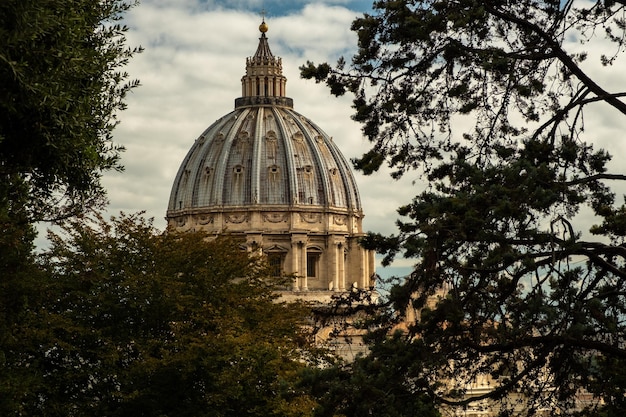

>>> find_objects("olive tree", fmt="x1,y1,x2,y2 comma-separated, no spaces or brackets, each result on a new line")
0,0,141,224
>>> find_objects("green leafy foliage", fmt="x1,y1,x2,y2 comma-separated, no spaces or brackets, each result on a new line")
1,213,318,416
1,4,141,405
303,330,440,417
302,0,626,415
0,0,141,223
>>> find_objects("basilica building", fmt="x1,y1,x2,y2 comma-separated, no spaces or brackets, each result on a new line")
166,20,375,303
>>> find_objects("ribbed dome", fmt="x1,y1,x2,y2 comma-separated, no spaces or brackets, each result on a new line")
167,106,361,211
167,21,362,215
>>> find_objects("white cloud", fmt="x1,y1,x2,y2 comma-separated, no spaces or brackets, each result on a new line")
91,1,414,276
36,1,626,280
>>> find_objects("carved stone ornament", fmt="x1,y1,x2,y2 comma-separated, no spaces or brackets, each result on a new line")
300,212,321,223
333,215,347,225
176,216,186,227
197,215,214,225
262,212,288,223
292,131,304,142
225,213,248,224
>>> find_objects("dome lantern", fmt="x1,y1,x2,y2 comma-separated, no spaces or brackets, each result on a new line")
236,20,291,108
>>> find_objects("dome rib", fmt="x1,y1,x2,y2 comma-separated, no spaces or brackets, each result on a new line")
308,117,363,210
286,108,334,207
251,107,263,205
169,113,231,211
272,107,299,205
191,120,228,207
213,110,250,206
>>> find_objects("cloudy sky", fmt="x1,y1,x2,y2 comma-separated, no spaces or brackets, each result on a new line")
41,0,626,278
94,0,419,277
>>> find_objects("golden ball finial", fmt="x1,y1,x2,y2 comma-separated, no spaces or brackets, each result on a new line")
259,20,268,33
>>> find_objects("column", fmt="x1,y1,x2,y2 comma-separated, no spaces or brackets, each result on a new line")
359,244,368,289
368,249,376,288
291,234,307,291
291,237,300,291
338,241,346,291
329,236,346,292
329,238,339,292
301,245,308,291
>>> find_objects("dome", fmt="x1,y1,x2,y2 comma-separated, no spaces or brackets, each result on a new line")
166,22,374,298
167,106,361,211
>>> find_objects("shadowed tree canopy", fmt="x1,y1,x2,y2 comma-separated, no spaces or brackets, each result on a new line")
1,213,320,416
0,0,141,225
302,0,626,415
302,329,440,417
0,1,141,401
0,4,140,415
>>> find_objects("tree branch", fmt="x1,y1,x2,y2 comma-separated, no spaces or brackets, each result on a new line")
471,334,626,359
435,354,546,407
485,4,626,116
562,173,626,186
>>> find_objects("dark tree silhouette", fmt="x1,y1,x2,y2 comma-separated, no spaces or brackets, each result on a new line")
302,1,626,415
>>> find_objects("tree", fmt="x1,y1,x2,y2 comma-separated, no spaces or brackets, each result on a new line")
1,3,140,411
302,0,626,415
303,329,440,417
0,0,141,225
1,213,319,416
